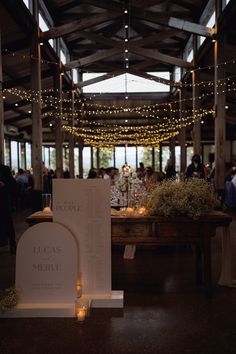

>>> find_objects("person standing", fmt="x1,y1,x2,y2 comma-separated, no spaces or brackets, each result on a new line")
164,159,176,179
185,154,205,179
0,163,17,253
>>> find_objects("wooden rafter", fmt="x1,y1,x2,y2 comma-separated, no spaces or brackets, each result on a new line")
76,69,126,88
77,0,214,37
128,68,178,87
132,7,214,37
65,30,191,69
66,48,122,69
43,11,122,40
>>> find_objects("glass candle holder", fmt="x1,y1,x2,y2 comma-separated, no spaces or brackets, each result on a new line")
42,193,52,212
76,298,90,323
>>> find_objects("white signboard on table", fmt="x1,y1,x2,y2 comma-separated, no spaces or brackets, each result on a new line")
53,179,123,308
3,222,77,318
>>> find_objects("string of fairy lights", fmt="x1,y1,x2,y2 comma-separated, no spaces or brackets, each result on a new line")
3,47,236,77
3,73,236,110
2,47,236,146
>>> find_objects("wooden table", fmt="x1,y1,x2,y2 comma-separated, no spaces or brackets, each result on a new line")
26,211,232,294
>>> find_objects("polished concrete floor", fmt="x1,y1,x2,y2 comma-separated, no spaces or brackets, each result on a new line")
0,209,236,354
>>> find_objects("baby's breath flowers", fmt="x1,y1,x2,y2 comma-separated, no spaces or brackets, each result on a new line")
0,287,18,312
147,179,220,218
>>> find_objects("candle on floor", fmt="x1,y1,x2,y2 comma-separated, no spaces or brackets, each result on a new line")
77,308,86,323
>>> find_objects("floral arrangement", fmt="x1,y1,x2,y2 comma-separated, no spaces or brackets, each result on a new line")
0,287,18,312
146,178,220,218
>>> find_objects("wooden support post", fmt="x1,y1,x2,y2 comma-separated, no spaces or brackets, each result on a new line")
192,35,201,155
54,39,63,178
77,71,84,178
214,0,226,190
160,143,163,172
178,88,187,174
69,87,75,178
91,146,94,169
78,137,83,178
31,0,43,190
0,32,4,164
97,147,100,169
169,138,175,167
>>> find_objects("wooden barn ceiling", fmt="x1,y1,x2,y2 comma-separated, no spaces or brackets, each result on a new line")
1,0,236,143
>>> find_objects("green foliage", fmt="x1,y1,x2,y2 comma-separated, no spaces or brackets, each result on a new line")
0,287,18,312
147,179,220,218
100,148,113,168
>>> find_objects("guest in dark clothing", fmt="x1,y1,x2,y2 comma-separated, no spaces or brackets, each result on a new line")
87,168,97,179
185,154,205,179
0,163,17,253
165,159,176,179
63,169,70,179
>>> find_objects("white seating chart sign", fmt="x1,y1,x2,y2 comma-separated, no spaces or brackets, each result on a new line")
4,222,77,318
53,179,123,307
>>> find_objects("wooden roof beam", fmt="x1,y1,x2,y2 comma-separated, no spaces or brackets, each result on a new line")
43,11,122,40
76,69,126,88
132,8,215,37
128,68,179,87
77,1,214,37
66,31,191,68
65,48,122,70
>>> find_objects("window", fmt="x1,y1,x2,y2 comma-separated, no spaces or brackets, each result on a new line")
154,147,160,171
19,142,26,169
49,147,56,170
207,12,216,28
22,0,29,8
161,146,170,172
187,49,193,62
174,67,181,82
43,146,50,168
83,72,170,93
83,147,91,177
115,147,126,171
72,69,78,84
74,147,79,177
137,147,152,168
126,146,136,171
199,11,215,47
4,138,10,167
175,146,180,172
186,146,194,166
11,141,18,173
39,12,53,47
60,49,66,65
99,148,114,168
25,142,32,169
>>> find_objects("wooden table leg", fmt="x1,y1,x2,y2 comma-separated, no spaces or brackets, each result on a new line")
195,243,203,285
203,235,212,295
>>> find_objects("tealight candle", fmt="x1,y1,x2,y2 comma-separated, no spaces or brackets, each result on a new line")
43,207,51,213
77,308,86,323
126,207,134,215
138,207,146,215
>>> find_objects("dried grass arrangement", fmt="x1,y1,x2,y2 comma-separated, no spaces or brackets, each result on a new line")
147,178,220,218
